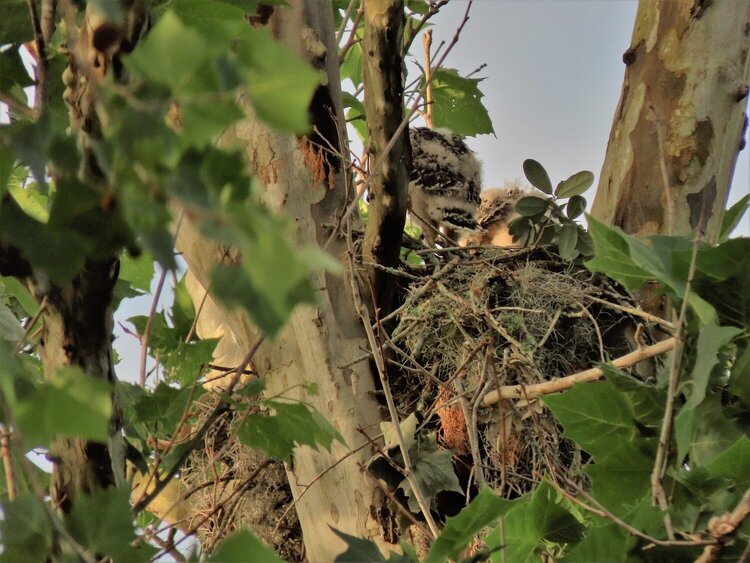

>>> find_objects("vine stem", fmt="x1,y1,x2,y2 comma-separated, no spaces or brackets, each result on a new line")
650,233,702,539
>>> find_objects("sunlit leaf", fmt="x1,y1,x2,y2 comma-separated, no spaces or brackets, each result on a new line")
234,28,322,133
237,400,345,462
430,68,494,137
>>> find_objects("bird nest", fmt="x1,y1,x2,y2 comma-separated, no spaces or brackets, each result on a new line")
179,394,304,561
388,247,653,497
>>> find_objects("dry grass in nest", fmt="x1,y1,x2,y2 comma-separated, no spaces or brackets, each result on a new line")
390,247,651,497
180,392,304,561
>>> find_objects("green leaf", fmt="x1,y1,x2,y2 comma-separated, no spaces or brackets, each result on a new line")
119,251,155,293
563,522,637,562
522,159,553,194
674,324,740,462
341,41,363,87
429,68,494,137
485,483,584,562
209,529,283,562
5,112,52,186
237,400,345,462
426,489,512,563
132,381,204,439
14,367,112,447
542,378,640,460
7,177,49,223
234,28,321,133
719,194,749,242
332,528,388,562
515,195,549,217
557,223,579,260
566,195,586,220
0,301,24,342
66,486,157,561
585,217,660,291
556,171,594,198
0,495,53,563
180,98,245,148
0,46,34,92
399,433,462,512
0,1,33,44
207,205,324,337
690,238,750,329
125,11,212,94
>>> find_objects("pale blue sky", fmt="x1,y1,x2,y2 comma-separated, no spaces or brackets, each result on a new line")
428,0,749,233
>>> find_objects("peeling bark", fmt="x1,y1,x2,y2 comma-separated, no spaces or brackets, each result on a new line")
362,0,410,316
177,2,389,559
591,0,750,241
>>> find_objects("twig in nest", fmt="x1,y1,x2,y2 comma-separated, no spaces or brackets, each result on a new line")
482,337,676,406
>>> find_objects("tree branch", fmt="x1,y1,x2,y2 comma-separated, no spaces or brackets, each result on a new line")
482,337,676,406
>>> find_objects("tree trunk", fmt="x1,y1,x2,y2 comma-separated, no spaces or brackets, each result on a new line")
590,0,750,240
362,0,410,317
177,2,390,560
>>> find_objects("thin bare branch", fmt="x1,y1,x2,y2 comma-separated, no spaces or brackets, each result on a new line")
482,337,676,406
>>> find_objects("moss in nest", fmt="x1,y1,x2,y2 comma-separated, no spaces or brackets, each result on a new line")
180,392,304,561
391,248,650,497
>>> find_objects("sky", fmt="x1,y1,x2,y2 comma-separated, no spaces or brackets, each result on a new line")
426,0,749,233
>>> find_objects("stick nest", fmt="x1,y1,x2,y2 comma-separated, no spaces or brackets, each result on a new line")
390,247,651,497
180,393,304,561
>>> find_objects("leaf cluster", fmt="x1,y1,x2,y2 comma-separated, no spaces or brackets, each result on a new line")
510,159,594,261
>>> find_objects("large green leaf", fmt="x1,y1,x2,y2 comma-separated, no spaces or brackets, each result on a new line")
426,489,512,562
429,68,494,137
719,194,749,242
0,495,53,563
562,522,637,562
129,380,204,439
586,218,716,323
332,529,389,563
125,11,213,94
234,28,322,133
237,400,345,462
674,324,740,462
14,367,112,447
209,529,283,562
0,46,34,92
485,483,584,562
0,0,33,44
66,486,157,561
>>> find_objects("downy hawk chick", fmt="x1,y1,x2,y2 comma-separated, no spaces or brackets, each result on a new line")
460,185,526,247
408,127,483,245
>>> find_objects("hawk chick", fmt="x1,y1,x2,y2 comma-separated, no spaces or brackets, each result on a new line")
460,184,528,247
409,127,482,245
